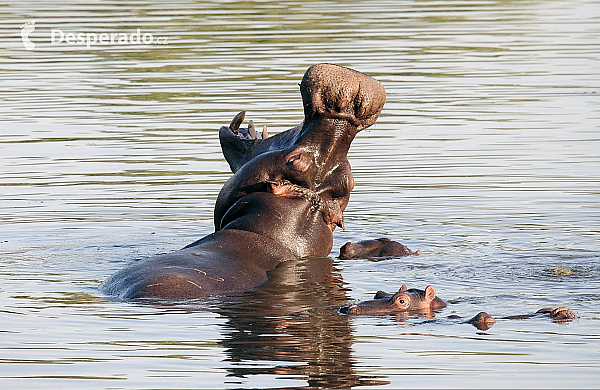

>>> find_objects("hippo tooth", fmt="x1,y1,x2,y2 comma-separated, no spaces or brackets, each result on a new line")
229,111,245,134
248,120,256,139
337,217,345,231
262,125,268,139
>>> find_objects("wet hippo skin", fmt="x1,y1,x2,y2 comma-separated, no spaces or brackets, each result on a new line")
101,64,386,299
340,284,577,331
339,238,420,260
465,306,578,330
340,284,447,315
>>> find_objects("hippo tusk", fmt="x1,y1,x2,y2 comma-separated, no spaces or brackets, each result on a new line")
248,120,256,139
229,111,245,134
337,216,345,231
262,125,268,139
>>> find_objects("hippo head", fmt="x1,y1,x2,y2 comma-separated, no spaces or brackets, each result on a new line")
213,64,386,258
341,284,447,315
339,238,420,260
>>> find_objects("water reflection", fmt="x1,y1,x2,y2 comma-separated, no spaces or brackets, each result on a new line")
217,257,389,388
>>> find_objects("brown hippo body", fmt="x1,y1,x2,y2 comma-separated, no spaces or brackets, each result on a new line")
102,64,386,299
339,238,420,260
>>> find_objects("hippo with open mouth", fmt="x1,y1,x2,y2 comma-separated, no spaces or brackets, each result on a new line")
102,64,386,299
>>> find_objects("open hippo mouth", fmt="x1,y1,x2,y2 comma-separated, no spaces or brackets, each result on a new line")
213,64,386,238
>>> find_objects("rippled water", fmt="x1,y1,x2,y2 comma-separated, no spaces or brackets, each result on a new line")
1,0,599,388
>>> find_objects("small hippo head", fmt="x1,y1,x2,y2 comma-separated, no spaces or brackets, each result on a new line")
340,284,447,315
339,238,420,260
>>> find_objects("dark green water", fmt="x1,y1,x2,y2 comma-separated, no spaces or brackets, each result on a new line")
1,0,599,388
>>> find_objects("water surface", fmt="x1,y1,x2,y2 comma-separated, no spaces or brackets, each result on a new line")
1,0,599,388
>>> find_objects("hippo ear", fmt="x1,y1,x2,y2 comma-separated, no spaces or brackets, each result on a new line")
424,285,436,302
399,284,408,292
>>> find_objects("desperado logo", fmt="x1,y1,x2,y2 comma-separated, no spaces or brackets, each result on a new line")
51,28,168,48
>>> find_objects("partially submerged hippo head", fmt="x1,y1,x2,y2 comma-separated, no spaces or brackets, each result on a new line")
340,284,447,315
213,64,386,257
339,238,420,260
466,306,577,330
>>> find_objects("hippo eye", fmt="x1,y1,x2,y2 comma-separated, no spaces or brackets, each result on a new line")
398,299,405,304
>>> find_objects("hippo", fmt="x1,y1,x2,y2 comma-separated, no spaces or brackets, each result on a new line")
340,284,577,330
101,64,386,299
339,238,420,260
339,284,446,315
465,307,578,330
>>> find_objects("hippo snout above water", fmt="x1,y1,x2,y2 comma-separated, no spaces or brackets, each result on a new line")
465,306,577,330
340,284,447,315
